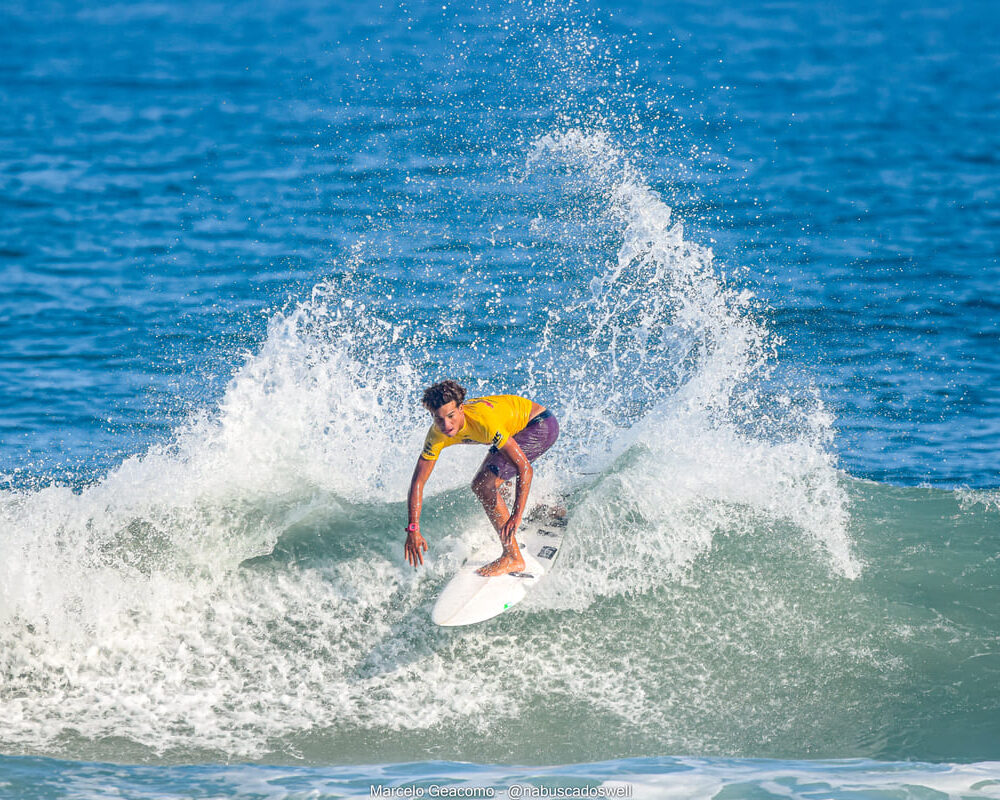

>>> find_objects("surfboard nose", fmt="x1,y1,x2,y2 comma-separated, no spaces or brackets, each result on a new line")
431,521,564,626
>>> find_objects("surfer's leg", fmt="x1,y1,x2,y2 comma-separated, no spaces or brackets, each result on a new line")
471,468,525,576
472,414,561,576
471,468,510,534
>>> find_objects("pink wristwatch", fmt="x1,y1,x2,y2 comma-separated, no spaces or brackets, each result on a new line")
406,523,419,533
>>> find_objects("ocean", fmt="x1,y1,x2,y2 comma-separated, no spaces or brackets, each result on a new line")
1,0,998,797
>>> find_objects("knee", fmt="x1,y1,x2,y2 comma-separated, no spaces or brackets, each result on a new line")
471,470,496,498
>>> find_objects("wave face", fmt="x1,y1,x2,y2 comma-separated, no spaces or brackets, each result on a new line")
3,126,997,767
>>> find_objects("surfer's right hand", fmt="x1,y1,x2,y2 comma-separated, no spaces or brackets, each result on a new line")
405,528,428,569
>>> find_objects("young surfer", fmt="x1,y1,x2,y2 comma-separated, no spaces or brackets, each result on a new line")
404,380,559,576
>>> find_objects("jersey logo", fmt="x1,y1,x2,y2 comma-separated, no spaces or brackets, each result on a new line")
492,432,503,446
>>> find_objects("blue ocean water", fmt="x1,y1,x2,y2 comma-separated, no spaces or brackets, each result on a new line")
2,0,999,798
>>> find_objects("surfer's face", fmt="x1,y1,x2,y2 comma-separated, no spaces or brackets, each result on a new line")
432,401,465,437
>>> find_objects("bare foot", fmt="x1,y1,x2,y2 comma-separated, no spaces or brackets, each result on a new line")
475,551,526,577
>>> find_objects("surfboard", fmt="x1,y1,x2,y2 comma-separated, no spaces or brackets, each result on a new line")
431,513,567,627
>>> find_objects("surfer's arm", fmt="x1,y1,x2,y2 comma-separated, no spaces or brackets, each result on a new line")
498,438,532,543
405,456,435,568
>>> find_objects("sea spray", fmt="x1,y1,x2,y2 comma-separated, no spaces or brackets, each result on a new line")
525,128,859,581
0,126,865,760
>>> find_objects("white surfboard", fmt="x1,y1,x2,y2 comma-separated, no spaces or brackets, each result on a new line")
431,514,567,627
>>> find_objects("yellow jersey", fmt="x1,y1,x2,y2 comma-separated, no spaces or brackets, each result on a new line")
420,395,535,461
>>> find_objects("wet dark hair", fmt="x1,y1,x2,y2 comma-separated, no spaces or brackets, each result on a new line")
421,380,467,411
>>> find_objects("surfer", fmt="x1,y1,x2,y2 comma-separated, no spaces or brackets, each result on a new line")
404,380,559,576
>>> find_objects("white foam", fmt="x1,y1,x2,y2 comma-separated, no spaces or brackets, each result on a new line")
957,487,1000,513
528,129,859,581
0,126,861,757
623,758,1000,800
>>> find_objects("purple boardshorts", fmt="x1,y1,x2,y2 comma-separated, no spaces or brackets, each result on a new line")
480,409,559,481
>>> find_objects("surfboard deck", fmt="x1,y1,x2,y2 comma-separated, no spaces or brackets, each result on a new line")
431,511,567,627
